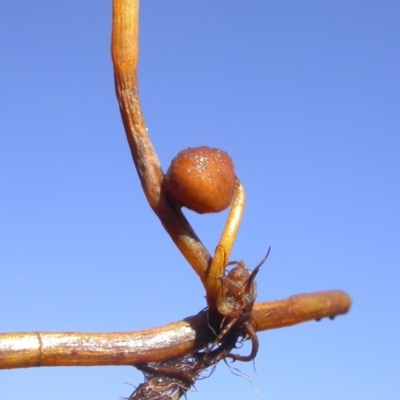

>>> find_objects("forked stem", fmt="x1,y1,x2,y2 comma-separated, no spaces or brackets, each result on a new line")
0,1,353,397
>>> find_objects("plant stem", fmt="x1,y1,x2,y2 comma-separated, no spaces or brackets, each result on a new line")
111,0,212,283
0,290,351,369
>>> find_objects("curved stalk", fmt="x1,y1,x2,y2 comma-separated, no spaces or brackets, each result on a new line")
206,181,245,311
112,0,212,282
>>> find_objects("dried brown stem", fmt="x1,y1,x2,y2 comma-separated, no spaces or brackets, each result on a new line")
111,0,211,283
0,290,351,370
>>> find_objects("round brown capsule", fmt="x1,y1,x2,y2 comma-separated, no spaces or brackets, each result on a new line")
164,146,236,214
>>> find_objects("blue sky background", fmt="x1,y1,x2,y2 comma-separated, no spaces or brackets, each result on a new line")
1,1,399,399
